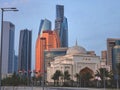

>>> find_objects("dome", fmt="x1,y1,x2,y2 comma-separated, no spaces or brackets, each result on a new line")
67,45,87,55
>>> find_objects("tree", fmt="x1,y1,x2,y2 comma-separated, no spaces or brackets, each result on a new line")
51,70,63,86
75,73,81,86
63,70,71,86
95,68,110,87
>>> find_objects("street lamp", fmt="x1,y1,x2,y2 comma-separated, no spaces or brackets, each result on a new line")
0,7,18,90
103,66,106,90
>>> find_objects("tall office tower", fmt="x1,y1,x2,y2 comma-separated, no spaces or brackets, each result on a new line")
38,19,51,36
107,38,120,70
18,29,32,76
55,5,68,47
35,19,52,76
1,21,15,78
14,55,18,73
112,40,120,80
35,30,60,76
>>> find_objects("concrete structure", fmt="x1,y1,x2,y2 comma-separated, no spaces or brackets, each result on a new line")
107,38,120,70
35,30,60,76
100,50,107,69
55,5,68,47
47,43,101,82
44,47,67,70
18,29,32,76
1,21,15,78
101,50,107,60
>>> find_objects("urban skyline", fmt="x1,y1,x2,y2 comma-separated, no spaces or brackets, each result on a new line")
0,0,120,70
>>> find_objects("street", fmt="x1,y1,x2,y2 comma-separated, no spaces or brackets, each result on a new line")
1,86,118,90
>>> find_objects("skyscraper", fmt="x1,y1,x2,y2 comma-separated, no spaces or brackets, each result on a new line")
14,55,18,74
35,19,52,76
35,30,60,76
38,19,51,36
1,21,15,78
55,5,68,47
112,40,120,80
18,29,32,76
107,38,120,70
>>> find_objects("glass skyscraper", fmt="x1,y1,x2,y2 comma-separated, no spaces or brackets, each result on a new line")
18,29,32,76
38,19,51,36
1,21,15,77
55,5,68,47
112,40,120,80
14,55,18,74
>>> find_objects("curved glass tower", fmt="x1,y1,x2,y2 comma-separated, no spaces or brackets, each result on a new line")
55,5,68,47
38,19,51,36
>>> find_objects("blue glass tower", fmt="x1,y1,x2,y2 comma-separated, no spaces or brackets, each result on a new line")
14,55,18,73
55,5,68,47
18,29,32,76
38,19,51,36
112,40,120,80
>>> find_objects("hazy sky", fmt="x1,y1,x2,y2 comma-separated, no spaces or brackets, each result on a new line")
1,0,120,70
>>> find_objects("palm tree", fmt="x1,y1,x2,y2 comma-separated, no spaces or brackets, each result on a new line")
95,68,110,87
51,70,63,86
75,73,81,86
63,70,71,86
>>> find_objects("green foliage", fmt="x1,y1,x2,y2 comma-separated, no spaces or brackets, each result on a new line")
51,70,63,86
64,70,71,81
95,68,110,81
1,72,31,86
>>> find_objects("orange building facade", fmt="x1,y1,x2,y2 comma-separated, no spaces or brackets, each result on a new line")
35,30,60,76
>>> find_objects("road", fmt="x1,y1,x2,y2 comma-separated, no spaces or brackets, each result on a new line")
1,86,118,90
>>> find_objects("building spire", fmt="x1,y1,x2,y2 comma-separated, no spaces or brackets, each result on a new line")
75,39,78,46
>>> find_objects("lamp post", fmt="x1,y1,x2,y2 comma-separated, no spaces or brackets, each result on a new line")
0,7,18,90
103,66,106,90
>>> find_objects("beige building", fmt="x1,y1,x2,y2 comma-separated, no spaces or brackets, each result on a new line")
107,38,120,70
47,44,101,82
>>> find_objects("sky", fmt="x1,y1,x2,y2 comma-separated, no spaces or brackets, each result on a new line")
0,0,120,70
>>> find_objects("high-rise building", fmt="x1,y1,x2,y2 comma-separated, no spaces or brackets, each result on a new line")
112,40,120,80
1,21,15,78
107,38,120,70
38,19,51,36
18,29,32,76
14,55,18,74
55,5,68,47
35,30,60,76
56,5,64,19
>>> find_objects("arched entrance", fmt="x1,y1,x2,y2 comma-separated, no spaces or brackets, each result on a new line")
79,67,94,87
80,67,94,76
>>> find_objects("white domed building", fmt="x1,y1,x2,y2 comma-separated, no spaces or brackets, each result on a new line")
47,43,101,83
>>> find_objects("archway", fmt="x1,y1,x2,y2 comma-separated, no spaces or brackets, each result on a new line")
80,67,94,76
79,67,94,87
